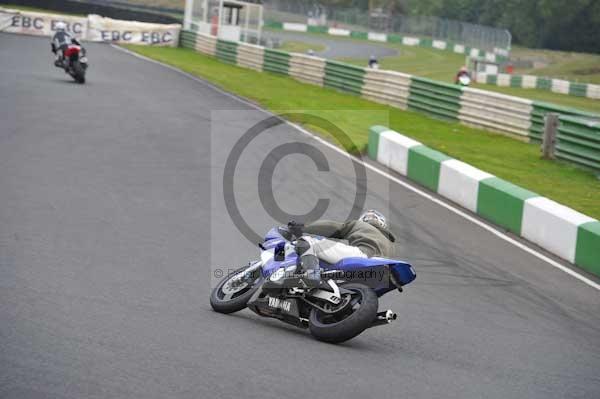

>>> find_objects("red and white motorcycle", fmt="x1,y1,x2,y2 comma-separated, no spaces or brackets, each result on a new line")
58,43,88,84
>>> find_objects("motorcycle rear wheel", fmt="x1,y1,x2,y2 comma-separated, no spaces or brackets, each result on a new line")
308,283,378,343
210,265,263,314
72,61,85,84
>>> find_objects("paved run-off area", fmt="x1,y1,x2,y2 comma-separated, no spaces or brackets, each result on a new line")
1,33,599,399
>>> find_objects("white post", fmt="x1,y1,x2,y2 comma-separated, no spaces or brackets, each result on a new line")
257,4,263,44
218,0,224,37
184,0,193,30
244,6,250,43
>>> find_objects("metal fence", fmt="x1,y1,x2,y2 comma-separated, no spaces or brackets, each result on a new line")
263,0,511,52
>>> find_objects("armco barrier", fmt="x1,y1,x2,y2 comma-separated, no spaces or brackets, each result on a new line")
288,53,326,86
323,61,365,96
478,72,600,100
236,43,264,71
408,77,462,120
556,116,600,170
529,102,598,143
459,88,533,138
182,31,599,170
263,48,290,75
368,125,600,277
361,68,411,110
216,39,238,64
180,30,197,49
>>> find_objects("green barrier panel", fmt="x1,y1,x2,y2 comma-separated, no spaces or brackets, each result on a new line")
264,20,283,29
575,221,600,277
536,77,552,90
263,48,290,75
510,75,522,88
307,25,328,34
388,34,402,43
323,60,365,96
407,146,452,191
556,116,600,171
477,177,538,235
487,74,498,85
179,30,197,49
420,38,433,48
350,31,368,40
529,102,599,143
216,39,238,64
568,83,588,97
368,125,388,160
407,77,462,120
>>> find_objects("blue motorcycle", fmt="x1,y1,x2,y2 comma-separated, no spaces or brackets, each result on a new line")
210,226,417,343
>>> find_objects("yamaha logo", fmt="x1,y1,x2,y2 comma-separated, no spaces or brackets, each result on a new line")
268,297,291,312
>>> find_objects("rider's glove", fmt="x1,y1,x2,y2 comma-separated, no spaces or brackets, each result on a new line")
287,221,304,239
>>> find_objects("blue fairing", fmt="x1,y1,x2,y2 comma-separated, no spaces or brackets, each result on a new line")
261,228,416,296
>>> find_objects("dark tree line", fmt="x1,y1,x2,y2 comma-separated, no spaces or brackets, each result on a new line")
320,0,600,53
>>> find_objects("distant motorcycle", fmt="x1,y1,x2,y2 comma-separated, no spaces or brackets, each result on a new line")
55,43,88,84
458,74,471,86
210,225,417,343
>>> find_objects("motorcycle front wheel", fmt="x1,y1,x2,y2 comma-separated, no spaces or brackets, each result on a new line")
210,265,263,314
308,283,378,343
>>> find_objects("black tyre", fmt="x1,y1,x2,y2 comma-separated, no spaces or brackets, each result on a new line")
210,265,263,314
309,283,378,344
73,61,85,84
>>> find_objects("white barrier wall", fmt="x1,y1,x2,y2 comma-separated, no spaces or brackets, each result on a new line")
361,69,411,110
459,88,533,138
522,198,595,262
196,33,216,55
1,8,87,39
367,32,387,42
236,42,264,71
438,160,493,212
328,28,350,36
432,40,447,50
376,130,421,175
402,37,420,46
0,7,181,46
288,53,326,86
86,14,180,46
282,22,307,32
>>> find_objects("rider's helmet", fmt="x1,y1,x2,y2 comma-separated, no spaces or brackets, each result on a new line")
359,209,387,230
55,21,67,31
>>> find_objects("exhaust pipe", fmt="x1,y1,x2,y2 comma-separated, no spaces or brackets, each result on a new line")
370,310,397,328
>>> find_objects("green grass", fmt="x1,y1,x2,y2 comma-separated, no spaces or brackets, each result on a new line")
0,3,86,16
340,44,466,82
339,44,600,113
123,44,600,220
278,40,326,54
511,46,600,84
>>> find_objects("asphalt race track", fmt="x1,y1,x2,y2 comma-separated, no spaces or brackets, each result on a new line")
263,29,398,59
1,33,599,399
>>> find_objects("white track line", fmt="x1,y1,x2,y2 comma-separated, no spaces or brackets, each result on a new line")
112,44,600,291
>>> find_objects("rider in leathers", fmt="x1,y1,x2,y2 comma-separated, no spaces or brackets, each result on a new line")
51,21,80,69
285,210,395,287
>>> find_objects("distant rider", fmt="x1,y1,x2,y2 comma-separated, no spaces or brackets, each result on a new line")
51,21,80,68
282,210,396,287
454,65,471,84
368,55,379,69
